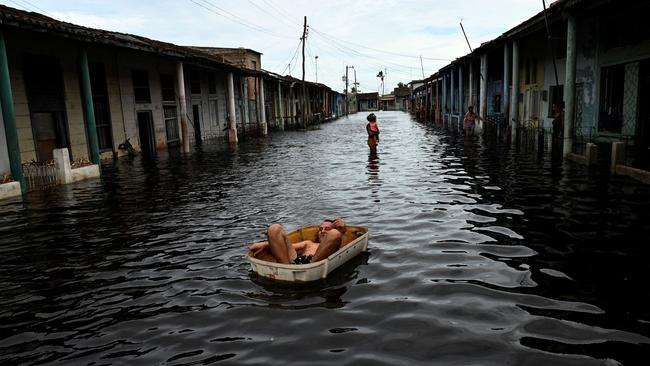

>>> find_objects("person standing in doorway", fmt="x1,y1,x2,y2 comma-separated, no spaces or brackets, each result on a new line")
366,113,380,151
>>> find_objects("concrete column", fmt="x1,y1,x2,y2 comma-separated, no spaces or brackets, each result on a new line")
503,43,511,127
611,142,625,173
79,48,100,165
442,74,447,120
480,53,488,124
259,77,267,136
277,81,284,130
586,142,598,166
176,61,190,153
0,30,25,193
511,40,520,136
563,15,577,156
458,64,464,128
226,72,238,143
450,68,455,116
435,77,440,123
469,61,474,108
242,78,250,129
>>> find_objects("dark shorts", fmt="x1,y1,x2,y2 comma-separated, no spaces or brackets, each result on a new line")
293,255,313,264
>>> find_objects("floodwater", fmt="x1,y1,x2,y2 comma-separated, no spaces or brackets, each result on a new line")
1,111,650,365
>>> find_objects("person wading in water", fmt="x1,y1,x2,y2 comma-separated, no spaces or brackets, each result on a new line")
366,113,380,151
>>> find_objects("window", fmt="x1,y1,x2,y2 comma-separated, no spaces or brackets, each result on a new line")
132,70,151,103
190,70,201,94
89,62,113,151
208,72,217,94
251,60,257,70
599,64,625,133
160,74,175,102
163,106,179,143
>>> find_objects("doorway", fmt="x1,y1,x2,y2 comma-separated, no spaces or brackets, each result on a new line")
23,54,70,162
192,104,202,145
137,111,155,156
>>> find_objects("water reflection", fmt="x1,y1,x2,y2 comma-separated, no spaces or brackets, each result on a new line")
367,150,381,202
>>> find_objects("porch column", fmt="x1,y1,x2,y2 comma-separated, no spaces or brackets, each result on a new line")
79,48,100,165
458,64,464,128
259,77,267,136
442,73,447,120
226,72,238,143
435,77,440,123
176,61,190,153
451,68,455,118
277,81,284,130
0,30,25,193
242,78,250,129
503,43,511,127
563,15,577,156
469,61,474,108
480,53,488,130
511,40,520,136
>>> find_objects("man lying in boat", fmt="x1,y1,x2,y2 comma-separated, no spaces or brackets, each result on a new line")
249,218,348,264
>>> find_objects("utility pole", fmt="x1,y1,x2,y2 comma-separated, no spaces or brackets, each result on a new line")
345,66,349,116
301,16,307,128
315,55,318,82
353,68,358,92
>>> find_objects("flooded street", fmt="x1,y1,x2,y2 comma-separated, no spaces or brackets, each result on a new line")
1,111,650,365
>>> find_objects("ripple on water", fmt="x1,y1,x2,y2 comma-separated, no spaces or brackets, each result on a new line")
1,111,649,365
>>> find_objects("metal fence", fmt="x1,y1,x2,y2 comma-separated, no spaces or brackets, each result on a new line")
22,160,58,191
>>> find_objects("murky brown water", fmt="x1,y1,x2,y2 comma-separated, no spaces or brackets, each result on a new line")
1,111,649,365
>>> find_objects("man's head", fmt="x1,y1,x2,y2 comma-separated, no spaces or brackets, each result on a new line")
468,105,474,112
367,113,376,122
317,219,335,242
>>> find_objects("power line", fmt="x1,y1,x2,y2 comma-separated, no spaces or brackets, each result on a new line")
7,0,58,20
189,0,294,39
310,26,452,61
259,0,298,24
281,37,302,75
310,30,422,76
248,0,298,30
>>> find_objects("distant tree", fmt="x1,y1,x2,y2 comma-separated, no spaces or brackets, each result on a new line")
397,82,405,88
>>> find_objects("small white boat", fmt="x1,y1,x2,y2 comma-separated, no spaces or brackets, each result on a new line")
248,225,369,282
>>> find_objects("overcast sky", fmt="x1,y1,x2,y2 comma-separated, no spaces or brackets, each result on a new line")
1,0,555,94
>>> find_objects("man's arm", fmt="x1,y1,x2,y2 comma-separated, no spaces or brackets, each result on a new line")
291,240,314,253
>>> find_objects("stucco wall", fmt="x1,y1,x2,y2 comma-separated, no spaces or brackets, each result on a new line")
87,46,127,158
5,29,89,162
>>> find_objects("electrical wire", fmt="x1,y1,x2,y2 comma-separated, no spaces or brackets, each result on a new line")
281,37,302,75
310,26,452,62
189,0,294,39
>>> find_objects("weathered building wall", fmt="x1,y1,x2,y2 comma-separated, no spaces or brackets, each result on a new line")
87,46,127,158
116,51,171,151
5,29,89,162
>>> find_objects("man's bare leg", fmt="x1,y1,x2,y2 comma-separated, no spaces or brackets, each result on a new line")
312,229,342,262
267,224,297,264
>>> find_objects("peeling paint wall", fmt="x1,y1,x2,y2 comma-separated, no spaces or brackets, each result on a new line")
5,29,89,162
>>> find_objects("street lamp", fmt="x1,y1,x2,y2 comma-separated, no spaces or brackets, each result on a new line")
315,55,318,83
